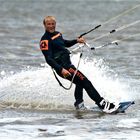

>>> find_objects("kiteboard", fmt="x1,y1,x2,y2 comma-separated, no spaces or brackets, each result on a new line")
87,101,135,114
112,101,135,114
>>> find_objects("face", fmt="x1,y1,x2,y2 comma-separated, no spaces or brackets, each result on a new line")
44,19,56,33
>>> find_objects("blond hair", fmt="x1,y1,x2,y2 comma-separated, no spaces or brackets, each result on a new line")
43,16,56,25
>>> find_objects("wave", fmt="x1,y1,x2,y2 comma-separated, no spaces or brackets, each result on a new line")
0,54,138,110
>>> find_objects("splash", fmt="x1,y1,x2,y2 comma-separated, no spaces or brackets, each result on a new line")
0,54,138,110
0,67,74,110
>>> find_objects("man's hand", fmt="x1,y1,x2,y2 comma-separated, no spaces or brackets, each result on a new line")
77,37,86,44
77,37,90,48
61,68,71,78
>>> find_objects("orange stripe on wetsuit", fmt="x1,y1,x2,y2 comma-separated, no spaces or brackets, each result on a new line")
69,68,85,80
51,33,61,40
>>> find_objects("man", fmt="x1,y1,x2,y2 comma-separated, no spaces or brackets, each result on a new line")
40,16,119,113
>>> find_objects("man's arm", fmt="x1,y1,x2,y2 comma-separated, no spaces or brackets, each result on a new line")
40,40,63,73
64,37,86,47
64,39,77,47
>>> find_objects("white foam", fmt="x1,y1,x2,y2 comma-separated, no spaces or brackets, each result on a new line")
117,118,139,128
71,54,137,102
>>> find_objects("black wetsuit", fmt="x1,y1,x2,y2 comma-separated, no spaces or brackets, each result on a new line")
40,31,103,106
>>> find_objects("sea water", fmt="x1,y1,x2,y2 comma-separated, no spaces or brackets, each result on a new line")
0,0,140,139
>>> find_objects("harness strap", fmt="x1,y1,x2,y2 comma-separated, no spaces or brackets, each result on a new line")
52,68,71,90
52,51,83,90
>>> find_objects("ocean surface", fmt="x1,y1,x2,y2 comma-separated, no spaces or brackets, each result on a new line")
0,0,140,139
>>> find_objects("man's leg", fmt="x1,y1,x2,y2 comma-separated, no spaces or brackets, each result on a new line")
67,66,119,113
67,66,103,104
74,84,83,107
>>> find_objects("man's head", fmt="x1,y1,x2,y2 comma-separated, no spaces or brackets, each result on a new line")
43,16,56,33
